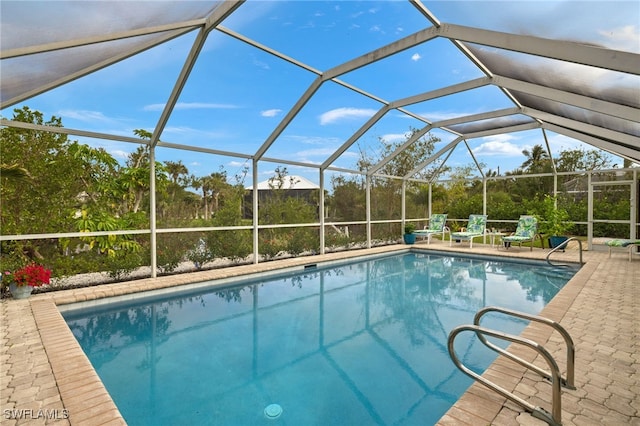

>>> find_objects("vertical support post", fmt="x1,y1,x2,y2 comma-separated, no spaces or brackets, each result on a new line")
401,180,407,236
483,178,487,215
252,160,259,264
632,169,638,240
587,172,593,250
319,170,325,255
483,178,488,243
149,146,157,278
428,183,432,219
366,175,371,248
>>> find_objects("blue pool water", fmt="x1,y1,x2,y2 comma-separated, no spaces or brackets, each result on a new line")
62,252,576,425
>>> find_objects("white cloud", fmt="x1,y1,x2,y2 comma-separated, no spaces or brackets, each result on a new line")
162,126,197,134
547,133,585,154
295,147,339,158
284,135,341,145
57,109,116,123
598,25,640,53
143,102,239,111
417,110,476,122
472,135,529,157
109,149,130,160
411,53,421,62
379,132,412,144
261,109,282,118
161,126,229,140
253,58,270,70
319,107,376,125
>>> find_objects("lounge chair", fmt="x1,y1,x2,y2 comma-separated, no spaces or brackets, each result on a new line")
414,214,448,244
606,238,640,261
502,215,538,251
449,215,487,248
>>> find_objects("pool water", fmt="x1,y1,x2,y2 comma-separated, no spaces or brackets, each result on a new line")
62,252,576,425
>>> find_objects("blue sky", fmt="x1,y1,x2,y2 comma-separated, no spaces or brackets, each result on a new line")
2,1,638,187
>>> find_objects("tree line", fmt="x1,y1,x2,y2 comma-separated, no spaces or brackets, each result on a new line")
0,106,633,286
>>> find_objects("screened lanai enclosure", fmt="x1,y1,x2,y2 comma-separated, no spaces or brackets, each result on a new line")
1,1,639,283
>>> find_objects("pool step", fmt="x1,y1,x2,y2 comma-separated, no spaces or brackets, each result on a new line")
536,267,576,280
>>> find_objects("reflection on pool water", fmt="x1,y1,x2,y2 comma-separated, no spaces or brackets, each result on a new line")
62,252,576,425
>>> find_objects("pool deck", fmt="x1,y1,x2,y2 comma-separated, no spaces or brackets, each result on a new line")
1,240,638,425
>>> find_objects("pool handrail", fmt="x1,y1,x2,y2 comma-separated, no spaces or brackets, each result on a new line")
473,306,576,390
546,236,584,267
448,325,563,426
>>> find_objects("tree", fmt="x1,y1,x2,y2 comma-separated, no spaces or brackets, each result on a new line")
1,106,86,235
206,169,230,215
328,176,365,222
258,167,318,258
326,128,443,239
375,129,441,180
164,160,189,201
68,143,120,205
520,144,550,172
555,148,613,172
116,131,168,215
165,160,188,185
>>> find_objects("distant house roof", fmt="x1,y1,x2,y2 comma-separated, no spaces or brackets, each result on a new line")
246,175,319,190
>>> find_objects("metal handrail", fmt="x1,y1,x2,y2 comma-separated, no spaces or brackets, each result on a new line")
448,325,563,426
474,306,575,390
546,237,584,267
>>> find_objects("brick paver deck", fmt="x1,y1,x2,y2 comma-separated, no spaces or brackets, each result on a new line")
1,242,638,425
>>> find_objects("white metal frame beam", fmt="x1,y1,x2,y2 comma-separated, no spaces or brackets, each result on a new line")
0,20,205,59
543,123,640,164
437,24,640,75
493,75,639,122
523,107,640,148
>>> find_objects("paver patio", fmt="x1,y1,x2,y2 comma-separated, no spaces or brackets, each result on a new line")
1,241,638,425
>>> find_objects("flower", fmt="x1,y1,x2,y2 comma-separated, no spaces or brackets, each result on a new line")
12,263,52,287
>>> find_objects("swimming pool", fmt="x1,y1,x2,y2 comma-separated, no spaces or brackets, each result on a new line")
62,251,576,425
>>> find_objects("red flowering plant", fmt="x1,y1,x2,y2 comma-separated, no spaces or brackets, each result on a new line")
11,263,52,288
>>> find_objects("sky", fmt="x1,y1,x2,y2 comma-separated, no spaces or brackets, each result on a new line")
2,1,638,188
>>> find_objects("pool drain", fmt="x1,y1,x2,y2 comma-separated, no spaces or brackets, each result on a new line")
264,403,283,419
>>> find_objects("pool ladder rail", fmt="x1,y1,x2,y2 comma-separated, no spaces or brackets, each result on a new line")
448,306,576,426
546,237,584,268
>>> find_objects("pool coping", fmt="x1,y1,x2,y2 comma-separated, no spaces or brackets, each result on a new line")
2,243,623,425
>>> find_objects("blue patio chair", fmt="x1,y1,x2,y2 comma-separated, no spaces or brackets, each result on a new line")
414,214,448,244
449,215,487,248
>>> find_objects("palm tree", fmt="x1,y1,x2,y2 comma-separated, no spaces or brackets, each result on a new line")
207,171,229,213
165,160,188,201
189,175,205,219
165,160,188,185
521,144,550,172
